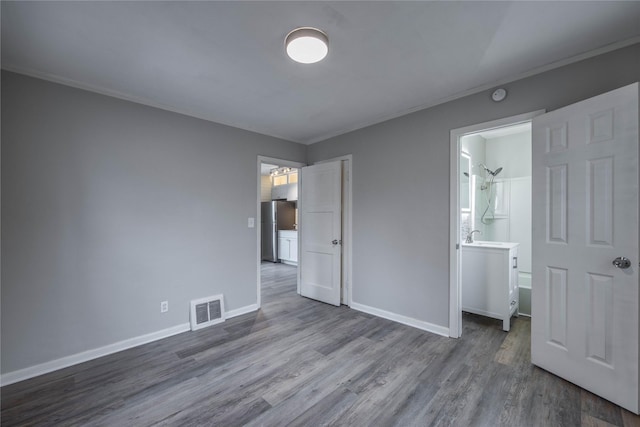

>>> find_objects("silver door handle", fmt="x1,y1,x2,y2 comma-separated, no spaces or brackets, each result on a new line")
612,257,631,269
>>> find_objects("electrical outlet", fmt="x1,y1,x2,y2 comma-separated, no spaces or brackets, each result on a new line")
248,217,255,228
160,301,169,313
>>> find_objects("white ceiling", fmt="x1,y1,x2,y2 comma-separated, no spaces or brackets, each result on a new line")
477,122,531,140
261,163,279,176
2,1,640,144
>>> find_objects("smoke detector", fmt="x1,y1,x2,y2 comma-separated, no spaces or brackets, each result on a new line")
491,88,507,102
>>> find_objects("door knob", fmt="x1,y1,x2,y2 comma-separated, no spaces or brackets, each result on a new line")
612,257,631,269
331,239,341,245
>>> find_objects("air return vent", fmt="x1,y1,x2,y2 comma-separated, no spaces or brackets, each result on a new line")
190,294,225,331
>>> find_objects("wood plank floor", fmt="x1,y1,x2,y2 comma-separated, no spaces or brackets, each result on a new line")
2,262,639,426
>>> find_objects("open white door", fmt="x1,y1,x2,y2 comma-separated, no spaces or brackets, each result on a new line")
299,161,342,306
532,83,639,414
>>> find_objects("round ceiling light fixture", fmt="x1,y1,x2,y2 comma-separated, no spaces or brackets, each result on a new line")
285,27,328,64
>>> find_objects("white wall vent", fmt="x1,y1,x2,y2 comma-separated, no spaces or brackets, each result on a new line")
190,294,225,331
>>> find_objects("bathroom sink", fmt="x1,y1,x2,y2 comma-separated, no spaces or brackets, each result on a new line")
463,241,517,249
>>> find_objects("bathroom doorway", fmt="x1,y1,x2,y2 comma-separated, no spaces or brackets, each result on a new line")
449,111,544,338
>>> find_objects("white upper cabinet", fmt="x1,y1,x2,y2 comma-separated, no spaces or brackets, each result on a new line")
271,170,299,201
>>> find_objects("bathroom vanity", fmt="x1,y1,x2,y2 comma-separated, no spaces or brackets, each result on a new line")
461,241,519,331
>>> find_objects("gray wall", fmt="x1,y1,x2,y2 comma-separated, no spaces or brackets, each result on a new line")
1,71,306,373
308,43,640,329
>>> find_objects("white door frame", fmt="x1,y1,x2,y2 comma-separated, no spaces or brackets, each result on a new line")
313,154,353,306
256,155,306,309
448,111,544,338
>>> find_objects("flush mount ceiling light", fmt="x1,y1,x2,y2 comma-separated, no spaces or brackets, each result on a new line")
285,27,328,64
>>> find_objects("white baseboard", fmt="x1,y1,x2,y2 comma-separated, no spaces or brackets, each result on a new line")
350,302,449,337
226,303,259,319
0,323,190,387
0,304,261,387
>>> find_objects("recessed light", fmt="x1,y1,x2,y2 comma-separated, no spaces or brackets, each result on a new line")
285,27,328,64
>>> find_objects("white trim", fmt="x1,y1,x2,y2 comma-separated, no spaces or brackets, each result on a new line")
256,156,306,308
449,110,544,338
226,303,259,319
0,300,260,387
0,323,190,387
449,135,462,338
297,168,304,296
313,154,353,307
351,302,449,337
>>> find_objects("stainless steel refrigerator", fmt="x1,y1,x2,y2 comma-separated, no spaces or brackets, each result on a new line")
261,201,296,262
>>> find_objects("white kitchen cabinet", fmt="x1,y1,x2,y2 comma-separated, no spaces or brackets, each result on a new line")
278,237,288,259
271,184,288,200
461,241,519,331
271,183,298,201
278,230,298,266
271,171,298,201
286,183,298,201
289,236,298,262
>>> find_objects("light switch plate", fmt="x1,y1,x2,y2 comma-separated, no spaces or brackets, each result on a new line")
248,217,255,228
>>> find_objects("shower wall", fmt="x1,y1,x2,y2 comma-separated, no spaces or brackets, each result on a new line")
485,132,531,177
484,131,531,277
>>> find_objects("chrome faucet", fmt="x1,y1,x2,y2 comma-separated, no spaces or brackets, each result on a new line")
465,230,481,244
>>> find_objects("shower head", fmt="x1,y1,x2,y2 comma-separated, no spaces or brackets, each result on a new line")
479,163,503,176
